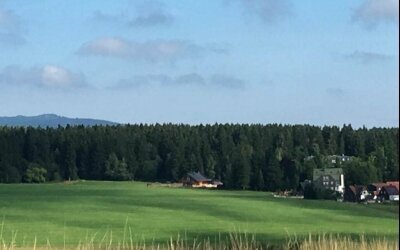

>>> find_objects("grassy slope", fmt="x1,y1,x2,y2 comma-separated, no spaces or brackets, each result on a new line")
0,181,398,247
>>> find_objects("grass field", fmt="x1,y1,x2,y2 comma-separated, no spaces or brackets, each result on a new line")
0,181,398,248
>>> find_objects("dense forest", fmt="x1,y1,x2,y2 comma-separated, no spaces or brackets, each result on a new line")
0,124,398,190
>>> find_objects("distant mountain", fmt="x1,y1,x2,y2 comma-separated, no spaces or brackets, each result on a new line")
0,114,118,127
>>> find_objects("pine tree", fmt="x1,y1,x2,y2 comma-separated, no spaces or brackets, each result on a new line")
264,150,283,191
105,153,130,180
255,169,265,191
62,140,78,180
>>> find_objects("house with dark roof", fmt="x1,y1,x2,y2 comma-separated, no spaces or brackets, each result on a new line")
367,183,387,200
343,185,357,202
182,172,223,188
378,185,399,202
344,185,370,202
386,181,399,192
313,168,345,194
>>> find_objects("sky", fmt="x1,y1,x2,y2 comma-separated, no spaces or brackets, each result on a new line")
0,0,398,127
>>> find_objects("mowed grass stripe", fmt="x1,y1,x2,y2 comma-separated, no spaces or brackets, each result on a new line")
0,181,398,247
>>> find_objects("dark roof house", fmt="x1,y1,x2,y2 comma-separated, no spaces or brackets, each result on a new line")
187,172,211,182
344,185,369,202
367,183,387,197
182,172,222,188
386,181,399,192
344,185,357,202
313,168,345,193
378,185,399,202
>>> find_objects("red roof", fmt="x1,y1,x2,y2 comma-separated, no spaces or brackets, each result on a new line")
368,183,386,196
371,183,386,189
386,181,399,192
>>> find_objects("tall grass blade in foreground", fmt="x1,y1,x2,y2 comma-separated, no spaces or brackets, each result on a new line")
0,232,398,249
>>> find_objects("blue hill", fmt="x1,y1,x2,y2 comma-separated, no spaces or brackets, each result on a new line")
0,114,118,127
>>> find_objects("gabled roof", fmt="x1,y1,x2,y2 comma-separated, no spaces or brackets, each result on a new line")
347,185,366,195
348,185,357,195
369,183,386,189
386,181,399,192
187,172,211,182
313,168,343,176
382,186,399,196
313,168,343,182
212,180,223,185
355,185,366,193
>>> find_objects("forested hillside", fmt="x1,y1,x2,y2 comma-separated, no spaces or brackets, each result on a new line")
0,124,398,190
0,114,117,127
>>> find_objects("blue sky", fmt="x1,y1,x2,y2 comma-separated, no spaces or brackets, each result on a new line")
0,0,398,127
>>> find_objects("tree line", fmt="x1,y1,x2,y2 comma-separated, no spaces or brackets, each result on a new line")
0,124,398,190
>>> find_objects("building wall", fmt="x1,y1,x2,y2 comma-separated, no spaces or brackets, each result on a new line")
313,173,344,193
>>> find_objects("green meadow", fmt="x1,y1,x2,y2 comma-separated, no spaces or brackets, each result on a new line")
0,181,398,247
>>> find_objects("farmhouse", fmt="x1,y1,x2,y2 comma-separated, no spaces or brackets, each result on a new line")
313,168,345,194
182,172,223,188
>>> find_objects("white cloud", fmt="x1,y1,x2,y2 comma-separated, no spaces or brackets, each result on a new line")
93,1,173,27
128,12,173,27
41,65,80,88
0,9,20,31
79,37,129,57
92,11,126,25
128,1,173,27
114,73,243,89
353,0,399,27
176,73,206,85
0,8,26,46
326,88,345,97
229,0,291,23
0,65,86,89
344,50,394,64
78,38,223,62
0,32,25,46
115,74,173,88
209,74,244,88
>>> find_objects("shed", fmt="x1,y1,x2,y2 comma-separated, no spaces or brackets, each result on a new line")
378,186,399,202
386,181,399,192
344,185,369,202
182,172,222,188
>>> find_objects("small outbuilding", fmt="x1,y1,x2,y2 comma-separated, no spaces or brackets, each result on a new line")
182,172,223,188
386,181,399,192
344,185,370,202
367,183,387,200
378,185,399,202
